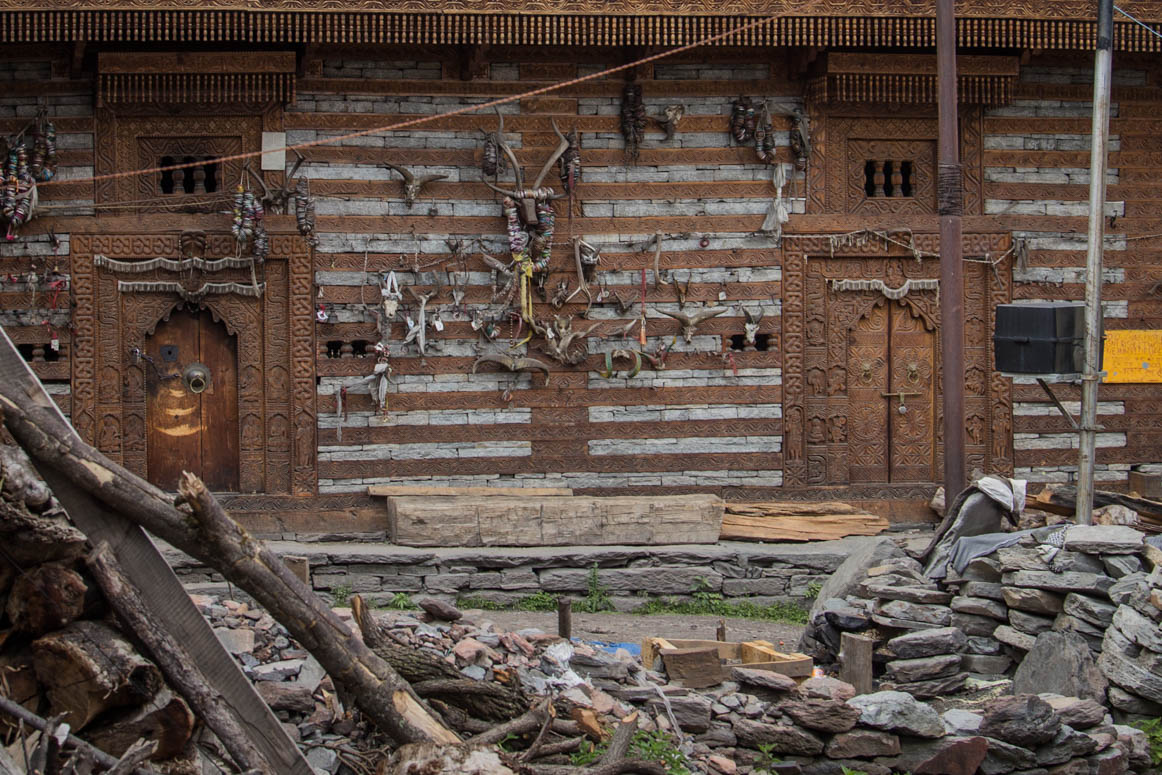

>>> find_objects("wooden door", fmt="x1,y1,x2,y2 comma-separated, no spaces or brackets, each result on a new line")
846,300,937,484
144,308,239,491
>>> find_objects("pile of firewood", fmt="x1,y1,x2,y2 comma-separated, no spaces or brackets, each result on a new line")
0,445,201,772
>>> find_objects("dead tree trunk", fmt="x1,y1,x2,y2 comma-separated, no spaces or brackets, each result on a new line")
0,392,458,746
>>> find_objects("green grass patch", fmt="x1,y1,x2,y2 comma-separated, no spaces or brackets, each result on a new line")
570,729,690,774
379,592,418,610
1132,718,1162,767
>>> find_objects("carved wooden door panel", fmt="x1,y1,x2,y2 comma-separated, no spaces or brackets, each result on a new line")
846,300,937,484
144,308,239,491
848,303,890,482
887,303,937,482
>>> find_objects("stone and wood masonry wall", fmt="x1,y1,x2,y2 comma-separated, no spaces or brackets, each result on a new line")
0,46,1161,510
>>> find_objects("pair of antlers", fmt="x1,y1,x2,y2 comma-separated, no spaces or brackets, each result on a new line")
483,113,572,206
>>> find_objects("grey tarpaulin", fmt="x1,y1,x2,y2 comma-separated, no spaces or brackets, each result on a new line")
921,476,1027,579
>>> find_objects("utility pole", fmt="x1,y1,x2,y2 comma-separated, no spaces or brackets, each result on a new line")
937,0,966,501
1077,0,1114,525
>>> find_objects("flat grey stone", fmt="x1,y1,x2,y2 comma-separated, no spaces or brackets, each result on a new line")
962,581,1006,600
1111,603,1162,652
966,636,1004,655
880,671,968,699
1053,612,1106,644
825,729,900,759
978,737,1037,775
1063,592,1117,627
979,695,1060,747
1014,631,1107,703
646,693,711,733
951,596,1008,620
1040,695,1106,729
876,599,952,626
252,659,304,681
731,666,797,693
1003,587,1065,615
997,546,1050,572
962,557,1002,582
883,654,963,683
994,625,1036,651
1009,609,1056,636
861,582,951,605
1035,724,1098,765
942,708,983,736
781,698,861,733
886,627,967,659
1107,572,1154,606
1107,685,1162,715
1048,550,1107,574
1002,570,1115,597
213,627,255,655
953,611,1002,636
961,654,1013,674
1064,524,1145,555
732,718,824,755
847,690,945,738
1102,554,1142,579
870,613,946,631
1097,643,1162,704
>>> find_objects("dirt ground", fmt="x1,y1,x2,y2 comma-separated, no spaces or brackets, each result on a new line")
463,609,807,651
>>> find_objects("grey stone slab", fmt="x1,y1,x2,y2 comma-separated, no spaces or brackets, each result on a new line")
966,636,1004,655
1098,644,1162,703
1063,525,1145,554
962,581,1006,600
1048,551,1107,575
994,625,1036,651
952,596,1008,620
1002,570,1115,596
961,654,1013,674
1102,554,1142,579
876,599,952,626
732,718,824,755
1009,609,1056,636
1111,603,1162,652
997,546,1051,572
883,654,963,683
879,672,968,699
1002,586,1065,615
886,627,966,659
1014,631,1107,702
861,582,951,605
953,612,1001,637
847,691,945,738
1063,592,1117,627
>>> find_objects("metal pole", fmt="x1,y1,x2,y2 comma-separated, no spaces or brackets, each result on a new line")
1077,0,1114,525
937,0,966,501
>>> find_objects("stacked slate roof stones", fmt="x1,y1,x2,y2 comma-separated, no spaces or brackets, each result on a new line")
801,526,1162,718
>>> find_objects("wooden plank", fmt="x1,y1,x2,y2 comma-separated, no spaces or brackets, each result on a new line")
641,637,677,670
724,501,866,517
741,642,813,678
389,494,723,547
368,484,573,497
0,328,314,775
839,633,875,695
660,639,743,661
720,513,889,542
661,647,724,689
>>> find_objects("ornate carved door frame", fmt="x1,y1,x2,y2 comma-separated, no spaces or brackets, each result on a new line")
780,233,1013,496
70,232,317,495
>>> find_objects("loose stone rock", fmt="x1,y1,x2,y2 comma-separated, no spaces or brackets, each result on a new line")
880,672,968,699
1009,609,1056,635
961,581,1006,600
731,666,797,693
1040,695,1106,730
1002,587,1065,615
1014,631,1108,702
732,718,825,755
1111,603,1162,652
797,676,857,702
888,736,989,775
781,699,861,733
1035,724,1099,766
951,596,1008,620
979,694,1061,747
1107,685,1162,715
961,654,1013,674
978,736,1038,775
860,583,951,605
1063,525,1145,555
886,627,966,659
883,654,962,683
847,691,945,738
1063,593,1117,627
952,612,1001,637
1102,554,1142,579
1002,570,1114,597
941,709,983,736
876,600,952,626
824,729,900,759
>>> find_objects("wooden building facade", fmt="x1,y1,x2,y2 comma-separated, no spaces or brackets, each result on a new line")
1,0,1161,527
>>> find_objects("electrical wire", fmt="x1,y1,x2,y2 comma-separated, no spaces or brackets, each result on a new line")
34,14,780,192
1114,5,1162,41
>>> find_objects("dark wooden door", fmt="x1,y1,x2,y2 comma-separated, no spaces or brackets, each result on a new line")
846,300,936,484
145,308,239,491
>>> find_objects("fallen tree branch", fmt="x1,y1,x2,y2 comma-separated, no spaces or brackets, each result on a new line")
466,700,553,746
522,761,668,775
0,694,158,775
600,712,638,767
0,390,457,747
86,541,270,773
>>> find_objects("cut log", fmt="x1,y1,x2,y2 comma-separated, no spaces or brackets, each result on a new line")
720,512,889,542
85,687,195,760
0,496,87,567
31,620,163,729
6,562,88,636
87,541,272,772
1030,484,1162,532
387,494,723,547
369,485,572,498
838,633,875,695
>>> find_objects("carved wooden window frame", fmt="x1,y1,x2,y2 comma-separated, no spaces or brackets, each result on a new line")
780,233,1012,496
806,106,984,217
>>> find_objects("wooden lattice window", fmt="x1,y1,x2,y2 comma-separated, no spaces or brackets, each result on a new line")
846,139,935,214
132,130,249,213
158,155,222,195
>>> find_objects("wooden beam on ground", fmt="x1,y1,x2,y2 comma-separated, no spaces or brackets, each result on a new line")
724,501,866,517
660,647,724,688
720,512,889,542
740,641,813,678
388,494,723,547
368,484,573,498
1029,483,1162,527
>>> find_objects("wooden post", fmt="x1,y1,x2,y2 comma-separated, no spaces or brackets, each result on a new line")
839,633,875,696
557,598,572,640
716,619,727,642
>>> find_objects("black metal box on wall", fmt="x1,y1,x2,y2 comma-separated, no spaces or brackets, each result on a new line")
993,302,1095,375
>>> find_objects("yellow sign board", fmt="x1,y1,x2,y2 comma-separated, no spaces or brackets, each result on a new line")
1103,330,1162,383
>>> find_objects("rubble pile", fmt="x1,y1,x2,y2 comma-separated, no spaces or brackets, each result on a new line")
801,523,1162,718
207,590,1154,775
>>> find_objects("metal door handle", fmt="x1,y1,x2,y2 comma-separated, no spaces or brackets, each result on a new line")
881,391,921,414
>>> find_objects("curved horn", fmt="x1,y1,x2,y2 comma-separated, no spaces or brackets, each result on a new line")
381,162,414,185
494,105,505,137
483,179,522,200
688,307,728,325
418,174,450,186
514,356,552,379
499,141,523,191
532,119,572,191
472,353,515,374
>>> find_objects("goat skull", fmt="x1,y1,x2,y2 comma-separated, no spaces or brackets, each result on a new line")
661,306,728,343
382,163,448,207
